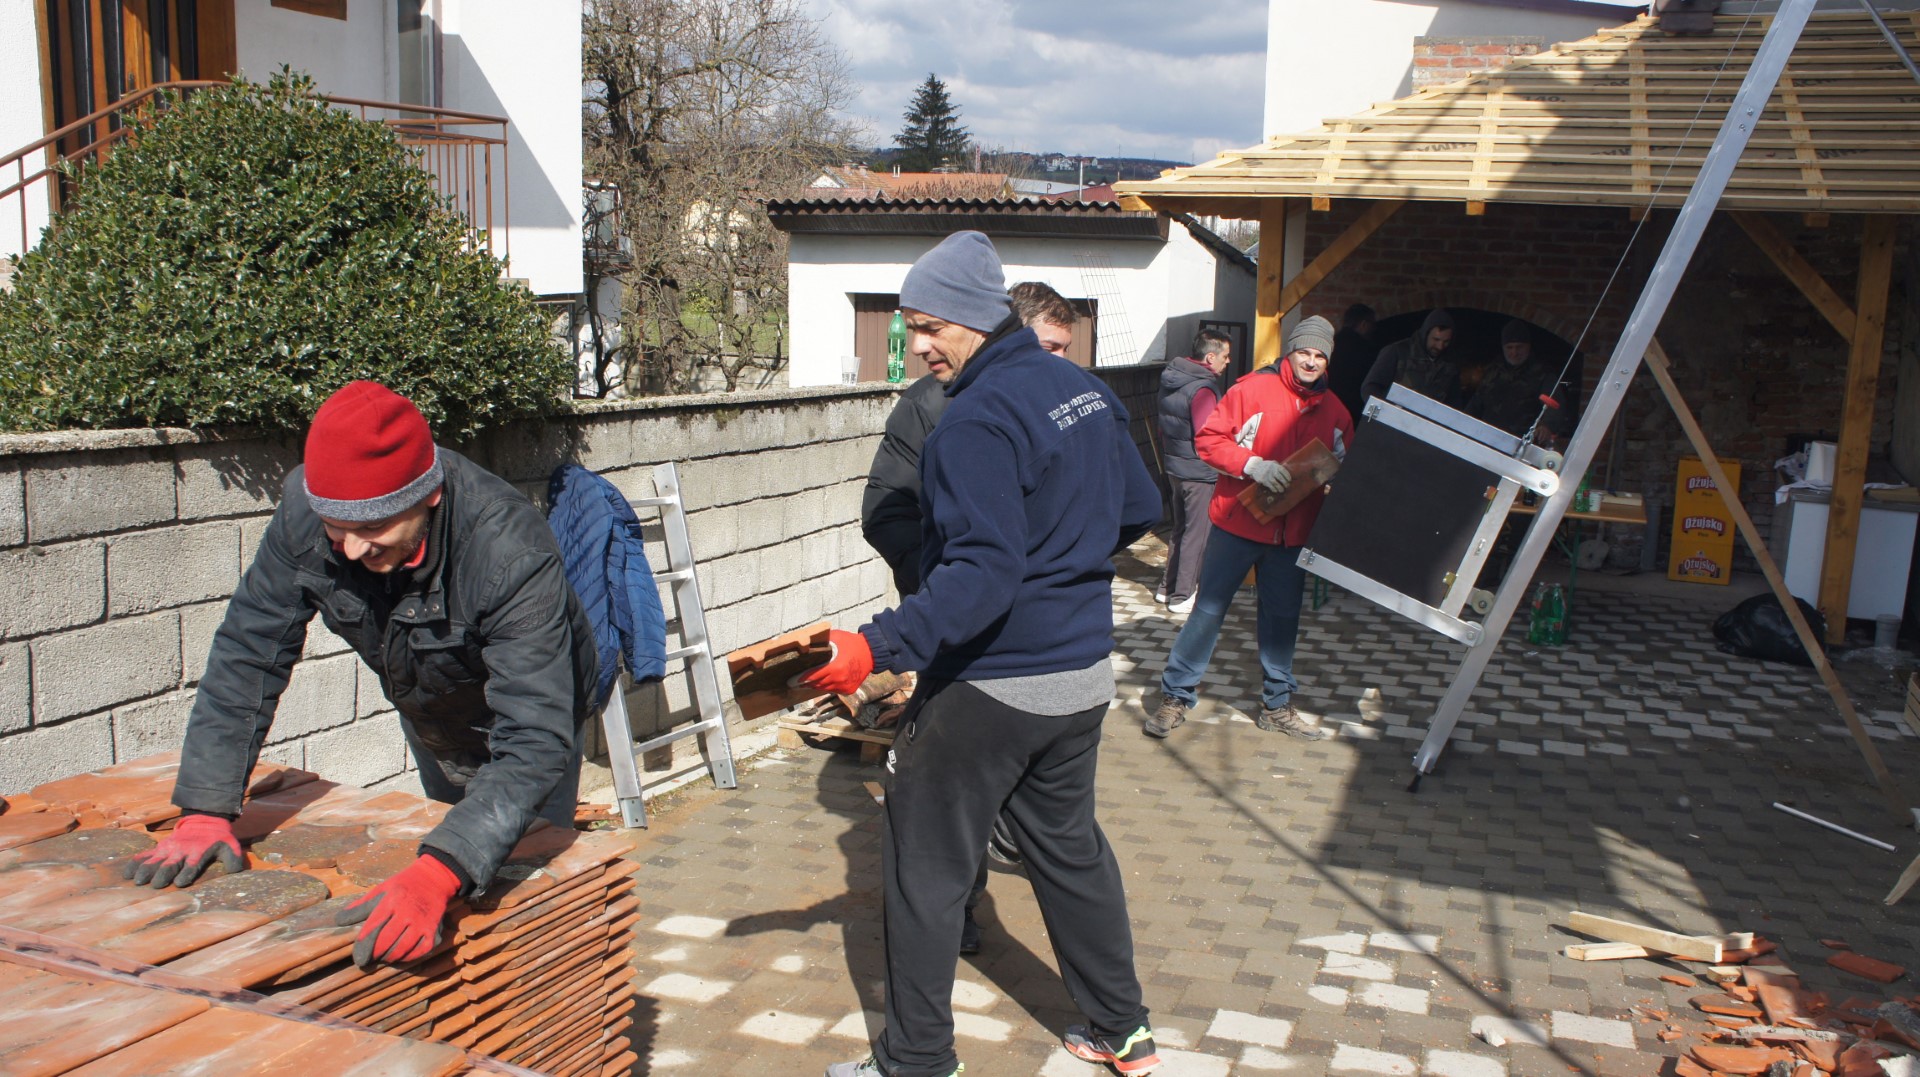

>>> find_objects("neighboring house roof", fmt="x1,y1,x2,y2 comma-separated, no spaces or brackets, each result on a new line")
767,196,1168,241
811,167,1014,200
1117,11,1920,215
765,196,1256,275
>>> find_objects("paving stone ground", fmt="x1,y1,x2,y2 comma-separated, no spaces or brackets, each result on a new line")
617,538,1920,1076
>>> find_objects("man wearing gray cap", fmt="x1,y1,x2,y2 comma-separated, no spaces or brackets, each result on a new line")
1145,315,1354,742
805,231,1164,1077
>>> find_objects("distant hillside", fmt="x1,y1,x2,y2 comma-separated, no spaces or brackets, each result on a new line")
863,147,1189,187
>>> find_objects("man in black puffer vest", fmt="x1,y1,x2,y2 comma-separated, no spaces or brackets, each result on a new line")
1156,329,1232,613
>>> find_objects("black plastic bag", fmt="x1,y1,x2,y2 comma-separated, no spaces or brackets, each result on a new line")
1712,594,1826,666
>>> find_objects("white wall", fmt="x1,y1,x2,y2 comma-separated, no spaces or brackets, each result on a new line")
441,0,583,297
1,4,52,261
785,229,1255,386
226,0,583,296
1262,0,1638,140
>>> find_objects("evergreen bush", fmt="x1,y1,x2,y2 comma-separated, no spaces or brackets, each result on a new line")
0,72,568,439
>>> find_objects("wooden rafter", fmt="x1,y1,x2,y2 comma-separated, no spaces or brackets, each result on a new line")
1729,212,1857,342
1116,11,1920,215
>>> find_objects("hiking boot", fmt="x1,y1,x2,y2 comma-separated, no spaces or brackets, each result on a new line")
960,909,983,955
1142,697,1186,739
825,1060,963,1077
1255,703,1327,740
1063,1024,1161,1075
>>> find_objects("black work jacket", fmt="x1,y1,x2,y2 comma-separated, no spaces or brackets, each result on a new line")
172,448,599,889
860,374,950,593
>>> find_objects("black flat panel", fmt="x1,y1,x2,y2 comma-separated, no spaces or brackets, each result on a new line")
1306,419,1498,607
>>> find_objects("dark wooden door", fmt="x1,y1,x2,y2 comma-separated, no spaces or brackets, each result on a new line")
40,0,236,157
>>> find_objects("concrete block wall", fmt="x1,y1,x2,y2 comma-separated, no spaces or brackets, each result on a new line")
0,384,903,795
0,370,1170,797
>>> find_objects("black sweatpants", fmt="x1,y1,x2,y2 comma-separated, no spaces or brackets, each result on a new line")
872,680,1149,1077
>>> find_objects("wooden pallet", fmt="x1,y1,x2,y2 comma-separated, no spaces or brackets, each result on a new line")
775,716,894,763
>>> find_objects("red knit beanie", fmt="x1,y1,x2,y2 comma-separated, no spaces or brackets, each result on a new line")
303,381,444,522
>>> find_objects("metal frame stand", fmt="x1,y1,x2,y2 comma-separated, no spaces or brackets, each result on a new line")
600,461,738,828
1409,0,1819,778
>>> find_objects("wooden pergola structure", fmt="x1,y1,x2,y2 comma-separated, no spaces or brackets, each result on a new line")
1114,9,1917,648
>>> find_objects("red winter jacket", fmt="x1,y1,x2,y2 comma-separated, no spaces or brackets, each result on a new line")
1196,366,1355,547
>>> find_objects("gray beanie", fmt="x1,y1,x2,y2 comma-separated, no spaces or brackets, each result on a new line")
1286,315,1336,357
899,232,1012,332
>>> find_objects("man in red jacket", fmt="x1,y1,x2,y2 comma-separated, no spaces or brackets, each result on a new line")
1144,315,1355,740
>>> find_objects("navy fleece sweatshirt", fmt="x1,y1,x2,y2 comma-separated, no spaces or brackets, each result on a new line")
860,326,1163,681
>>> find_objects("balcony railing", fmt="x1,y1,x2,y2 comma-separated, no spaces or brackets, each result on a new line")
0,80,509,268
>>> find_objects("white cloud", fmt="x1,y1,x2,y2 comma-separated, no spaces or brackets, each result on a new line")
803,0,1267,163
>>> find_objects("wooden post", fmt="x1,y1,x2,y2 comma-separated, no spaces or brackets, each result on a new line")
1645,339,1909,817
1254,199,1289,370
1817,215,1895,644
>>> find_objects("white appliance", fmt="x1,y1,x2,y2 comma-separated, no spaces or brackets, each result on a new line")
1774,488,1919,621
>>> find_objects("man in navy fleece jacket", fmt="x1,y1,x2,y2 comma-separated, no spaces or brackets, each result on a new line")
809,231,1164,1077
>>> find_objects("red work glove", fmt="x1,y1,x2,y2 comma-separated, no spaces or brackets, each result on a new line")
335,854,461,967
802,629,874,697
124,814,246,888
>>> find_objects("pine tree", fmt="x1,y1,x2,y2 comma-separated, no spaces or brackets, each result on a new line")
894,74,971,172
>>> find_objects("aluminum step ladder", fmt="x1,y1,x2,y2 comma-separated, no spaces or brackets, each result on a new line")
601,461,737,828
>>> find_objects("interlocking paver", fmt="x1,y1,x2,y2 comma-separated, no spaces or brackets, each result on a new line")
614,538,1920,1075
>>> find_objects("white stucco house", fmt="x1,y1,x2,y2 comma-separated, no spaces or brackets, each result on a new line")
1262,0,1646,141
769,197,1257,387
1,0,581,299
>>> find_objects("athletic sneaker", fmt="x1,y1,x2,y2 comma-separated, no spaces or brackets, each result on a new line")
1142,697,1186,739
1255,703,1327,740
825,1060,962,1077
1152,589,1167,604
1167,596,1194,615
1063,1024,1161,1075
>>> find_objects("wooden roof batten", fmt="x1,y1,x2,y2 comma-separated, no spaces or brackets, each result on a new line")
1115,11,1920,216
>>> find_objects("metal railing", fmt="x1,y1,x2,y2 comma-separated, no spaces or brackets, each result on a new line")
0,80,509,267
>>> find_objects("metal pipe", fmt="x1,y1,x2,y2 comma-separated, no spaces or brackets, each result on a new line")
1412,0,1821,776
1773,802,1898,851
1858,0,1920,87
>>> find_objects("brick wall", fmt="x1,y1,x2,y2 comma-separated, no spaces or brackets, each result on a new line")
0,371,1171,796
1411,37,1544,89
1296,200,1909,572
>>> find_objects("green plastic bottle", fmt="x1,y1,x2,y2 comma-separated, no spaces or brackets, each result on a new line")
1574,470,1592,513
887,310,907,383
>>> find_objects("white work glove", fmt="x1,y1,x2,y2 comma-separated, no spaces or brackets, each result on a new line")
1243,456,1292,493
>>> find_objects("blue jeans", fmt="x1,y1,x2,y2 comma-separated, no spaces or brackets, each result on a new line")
1159,528,1306,710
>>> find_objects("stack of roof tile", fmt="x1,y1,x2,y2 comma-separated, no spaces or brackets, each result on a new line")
0,753,639,1077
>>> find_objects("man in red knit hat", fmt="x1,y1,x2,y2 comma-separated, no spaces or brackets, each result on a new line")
126,381,599,969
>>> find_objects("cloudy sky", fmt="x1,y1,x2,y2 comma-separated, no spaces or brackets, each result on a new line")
801,0,1268,166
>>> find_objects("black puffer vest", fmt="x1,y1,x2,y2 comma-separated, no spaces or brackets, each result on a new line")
1158,357,1223,483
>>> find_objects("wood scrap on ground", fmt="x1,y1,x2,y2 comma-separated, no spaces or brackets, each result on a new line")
775,670,916,763
1578,913,1918,1076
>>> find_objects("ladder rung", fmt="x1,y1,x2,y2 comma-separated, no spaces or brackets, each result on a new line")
664,644,707,663
631,717,725,753
629,495,677,508
655,568,693,583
